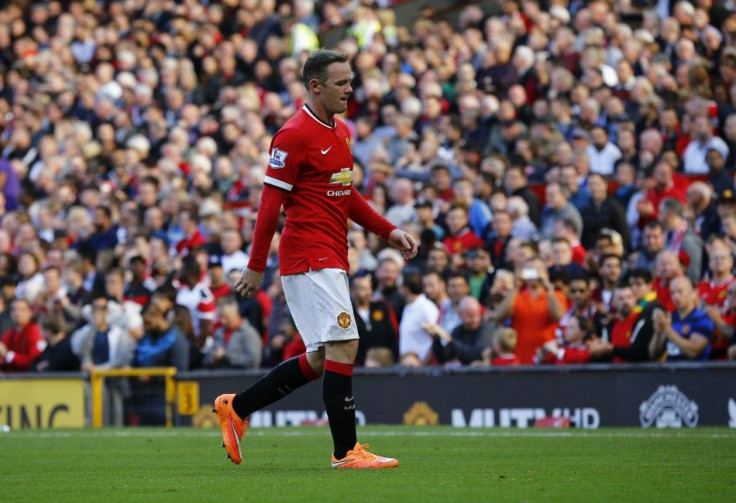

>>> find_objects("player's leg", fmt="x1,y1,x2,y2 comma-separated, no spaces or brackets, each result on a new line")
304,268,398,469
215,350,322,464
323,339,398,469
322,339,359,459
215,272,325,464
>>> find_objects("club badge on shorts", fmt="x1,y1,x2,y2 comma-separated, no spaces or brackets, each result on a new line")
337,312,352,329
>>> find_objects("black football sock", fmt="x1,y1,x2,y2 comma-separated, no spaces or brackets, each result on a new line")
231,353,318,419
323,360,357,459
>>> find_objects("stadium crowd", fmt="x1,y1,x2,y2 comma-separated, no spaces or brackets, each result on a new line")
2,0,736,378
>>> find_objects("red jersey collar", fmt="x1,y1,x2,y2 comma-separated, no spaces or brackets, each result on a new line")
303,104,336,130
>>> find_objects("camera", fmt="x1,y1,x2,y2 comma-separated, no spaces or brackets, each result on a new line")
521,268,540,280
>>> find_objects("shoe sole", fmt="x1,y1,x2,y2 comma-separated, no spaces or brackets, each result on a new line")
331,460,399,469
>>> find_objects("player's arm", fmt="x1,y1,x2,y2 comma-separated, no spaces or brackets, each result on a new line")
235,184,287,297
347,190,396,240
348,191,418,259
236,131,301,298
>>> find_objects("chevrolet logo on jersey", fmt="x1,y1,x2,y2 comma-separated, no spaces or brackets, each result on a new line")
329,168,353,186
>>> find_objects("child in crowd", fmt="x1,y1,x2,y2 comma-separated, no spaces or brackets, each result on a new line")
535,314,593,364
486,327,521,366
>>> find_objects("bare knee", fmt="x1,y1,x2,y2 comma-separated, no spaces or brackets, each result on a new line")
306,348,326,377
325,339,359,364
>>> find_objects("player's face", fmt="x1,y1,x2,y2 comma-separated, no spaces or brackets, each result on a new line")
318,62,353,115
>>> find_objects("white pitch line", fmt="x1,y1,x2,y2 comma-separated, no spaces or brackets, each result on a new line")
5,429,736,440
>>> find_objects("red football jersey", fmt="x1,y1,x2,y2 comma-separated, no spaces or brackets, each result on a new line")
263,106,360,275
698,275,735,308
653,278,675,312
610,313,637,363
491,354,521,366
555,345,591,364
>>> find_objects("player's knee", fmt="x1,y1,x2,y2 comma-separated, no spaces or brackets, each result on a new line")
324,338,359,363
306,349,325,377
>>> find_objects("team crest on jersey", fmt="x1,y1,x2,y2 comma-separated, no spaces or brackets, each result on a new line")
337,312,352,329
372,310,384,322
681,324,690,335
269,147,288,169
345,136,352,150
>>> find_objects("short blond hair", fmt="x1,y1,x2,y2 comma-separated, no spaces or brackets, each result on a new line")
494,328,518,352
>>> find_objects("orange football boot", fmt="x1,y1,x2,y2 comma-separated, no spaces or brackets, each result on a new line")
213,394,248,464
330,443,399,469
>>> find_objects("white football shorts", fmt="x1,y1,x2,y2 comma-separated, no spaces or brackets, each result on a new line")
281,268,359,352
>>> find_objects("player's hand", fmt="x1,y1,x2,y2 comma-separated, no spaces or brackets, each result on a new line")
388,229,418,260
234,267,265,298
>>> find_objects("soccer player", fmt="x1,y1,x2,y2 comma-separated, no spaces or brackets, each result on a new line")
214,50,417,469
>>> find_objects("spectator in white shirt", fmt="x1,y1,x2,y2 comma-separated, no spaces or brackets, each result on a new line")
683,114,729,174
586,126,622,176
399,268,439,365
220,229,249,275
384,178,416,227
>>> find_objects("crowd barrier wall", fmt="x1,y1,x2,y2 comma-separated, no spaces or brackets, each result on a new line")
3,363,736,429
0,373,86,429
181,362,736,429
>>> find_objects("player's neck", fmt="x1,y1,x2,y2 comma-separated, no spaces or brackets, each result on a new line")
305,100,335,127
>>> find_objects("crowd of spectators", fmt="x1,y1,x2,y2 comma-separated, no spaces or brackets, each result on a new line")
3,0,736,379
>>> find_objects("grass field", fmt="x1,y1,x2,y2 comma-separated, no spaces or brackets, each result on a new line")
3,426,736,502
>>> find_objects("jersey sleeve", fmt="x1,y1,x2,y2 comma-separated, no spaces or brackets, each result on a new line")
347,190,396,241
263,128,305,192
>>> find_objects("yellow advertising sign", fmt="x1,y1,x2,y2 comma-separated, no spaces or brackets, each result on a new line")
0,379,85,429
177,381,200,416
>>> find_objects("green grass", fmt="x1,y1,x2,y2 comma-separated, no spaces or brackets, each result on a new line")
3,427,736,502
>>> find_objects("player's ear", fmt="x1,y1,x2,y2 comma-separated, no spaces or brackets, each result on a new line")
309,78,322,94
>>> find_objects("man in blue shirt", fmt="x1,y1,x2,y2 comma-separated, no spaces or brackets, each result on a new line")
649,276,713,361
135,303,190,371
131,303,190,425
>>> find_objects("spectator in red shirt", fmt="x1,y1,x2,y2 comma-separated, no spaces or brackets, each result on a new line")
487,327,521,366
701,236,736,358
590,284,652,363
205,298,262,369
0,299,44,372
208,255,233,301
537,314,593,365
699,236,735,308
637,159,688,228
652,250,685,312
277,315,306,362
123,256,152,307
552,217,586,266
175,208,208,256
442,203,485,256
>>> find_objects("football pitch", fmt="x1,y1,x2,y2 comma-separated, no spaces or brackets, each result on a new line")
3,426,735,502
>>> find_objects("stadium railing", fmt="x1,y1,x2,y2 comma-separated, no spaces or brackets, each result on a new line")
90,367,178,428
